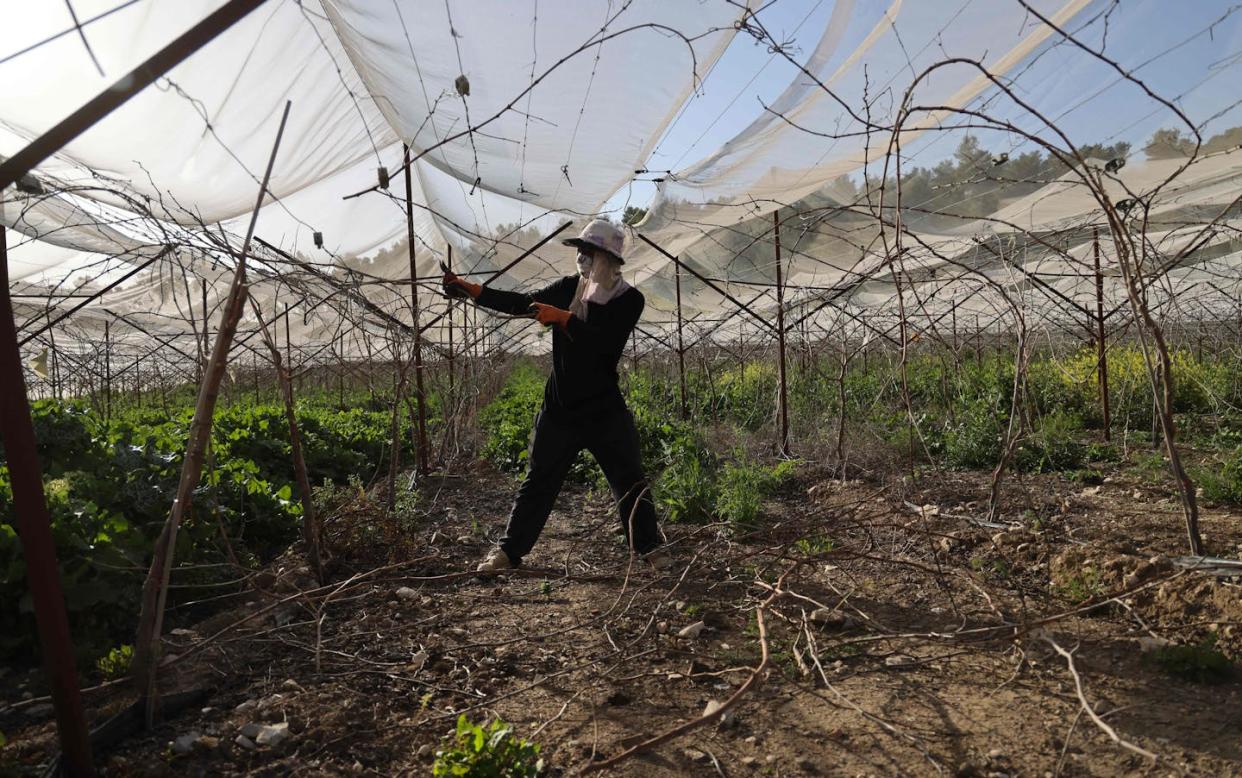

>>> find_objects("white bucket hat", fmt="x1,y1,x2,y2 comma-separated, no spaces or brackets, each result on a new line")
563,218,625,264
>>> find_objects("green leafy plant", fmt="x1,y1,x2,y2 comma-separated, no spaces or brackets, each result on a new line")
479,365,545,474
654,432,717,523
943,397,1004,469
1198,446,1242,505
1017,411,1085,473
794,533,835,556
1056,567,1103,603
1,394,406,664
716,457,797,530
1144,637,1234,684
1067,468,1103,485
433,715,542,777
95,643,134,681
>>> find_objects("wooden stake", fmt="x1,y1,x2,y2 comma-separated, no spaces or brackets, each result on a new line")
1093,229,1111,440
131,100,292,726
773,211,790,457
674,253,688,419
248,296,322,583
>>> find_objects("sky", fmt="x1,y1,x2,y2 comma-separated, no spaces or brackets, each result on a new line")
5,0,1242,277
603,0,839,216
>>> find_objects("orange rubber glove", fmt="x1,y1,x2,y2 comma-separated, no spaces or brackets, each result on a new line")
531,302,572,330
442,271,481,300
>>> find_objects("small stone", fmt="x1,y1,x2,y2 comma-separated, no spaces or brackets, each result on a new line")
281,678,303,692
678,621,706,639
234,698,258,713
744,735,758,745
257,693,284,711
197,735,220,750
417,744,433,757
703,699,735,728
396,587,418,602
1138,636,1171,652
742,756,757,766
811,609,850,629
255,722,290,747
684,748,708,763
240,722,263,739
172,732,200,754
234,734,256,751
987,748,1005,760
885,654,914,668
656,621,670,634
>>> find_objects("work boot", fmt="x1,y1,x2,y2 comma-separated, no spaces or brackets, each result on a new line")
476,548,515,573
641,549,674,572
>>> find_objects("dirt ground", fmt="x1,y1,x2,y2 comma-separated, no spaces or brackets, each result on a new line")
3,458,1242,777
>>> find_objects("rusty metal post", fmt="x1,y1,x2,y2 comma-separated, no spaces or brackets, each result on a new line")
1093,229,1111,441
200,278,208,380
674,256,688,419
447,246,456,397
0,226,95,776
773,211,790,457
103,320,112,425
403,144,431,475
50,327,61,401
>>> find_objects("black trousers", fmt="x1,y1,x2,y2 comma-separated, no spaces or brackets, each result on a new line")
499,404,662,563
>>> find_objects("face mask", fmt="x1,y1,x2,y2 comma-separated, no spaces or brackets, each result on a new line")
576,250,594,277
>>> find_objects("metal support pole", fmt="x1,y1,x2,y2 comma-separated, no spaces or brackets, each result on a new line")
407,142,432,474
103,320,112,424
284,303,291,375
50,327,62,401
674,257,688,419
773,212,790,457
0,226,95,776
447,246,456,397
1093,229,1111,441
200,279,209,379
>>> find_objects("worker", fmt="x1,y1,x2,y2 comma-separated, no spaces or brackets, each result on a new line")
441,219,671,572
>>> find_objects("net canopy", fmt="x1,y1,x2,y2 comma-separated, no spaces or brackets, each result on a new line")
3,0,1242,378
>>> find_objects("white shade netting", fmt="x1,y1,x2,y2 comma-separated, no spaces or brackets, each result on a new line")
1,0,1240,377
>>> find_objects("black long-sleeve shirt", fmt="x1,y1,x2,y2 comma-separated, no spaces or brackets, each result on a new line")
476,275,644,416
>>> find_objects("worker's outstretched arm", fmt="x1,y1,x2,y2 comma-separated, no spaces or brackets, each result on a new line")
443,271,571,315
